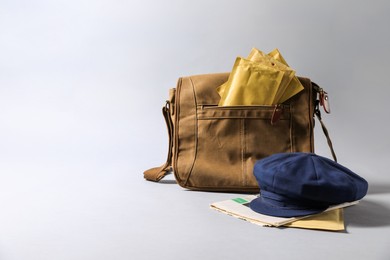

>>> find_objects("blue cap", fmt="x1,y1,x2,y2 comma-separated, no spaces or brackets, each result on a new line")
249,153,368,217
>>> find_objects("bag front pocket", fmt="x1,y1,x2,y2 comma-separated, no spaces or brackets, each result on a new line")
186,105,292,191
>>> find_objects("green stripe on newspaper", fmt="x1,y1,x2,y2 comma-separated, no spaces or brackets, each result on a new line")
232,198,248,204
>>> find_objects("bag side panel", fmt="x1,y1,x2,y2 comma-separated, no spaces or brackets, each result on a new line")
287,77,315,153
172,77,197,187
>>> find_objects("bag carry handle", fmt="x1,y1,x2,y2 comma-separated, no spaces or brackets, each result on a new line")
144,83,337,182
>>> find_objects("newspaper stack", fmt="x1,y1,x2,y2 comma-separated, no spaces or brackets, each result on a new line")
210,195,359,231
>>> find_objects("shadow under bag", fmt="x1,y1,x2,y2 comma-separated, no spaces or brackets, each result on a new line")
144,73,336,193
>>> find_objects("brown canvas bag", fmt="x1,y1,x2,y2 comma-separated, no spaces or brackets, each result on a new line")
144,73,336,193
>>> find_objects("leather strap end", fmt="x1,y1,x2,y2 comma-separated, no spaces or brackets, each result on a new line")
143,165,171,182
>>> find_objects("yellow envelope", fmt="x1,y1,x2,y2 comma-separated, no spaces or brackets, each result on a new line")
218,57,286,106
283,208,344,231
247,48,296,104
268,48,304,103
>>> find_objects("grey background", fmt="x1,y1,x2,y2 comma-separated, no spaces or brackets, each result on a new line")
1,0,389,259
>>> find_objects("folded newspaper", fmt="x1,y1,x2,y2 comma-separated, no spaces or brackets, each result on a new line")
210,195,358,229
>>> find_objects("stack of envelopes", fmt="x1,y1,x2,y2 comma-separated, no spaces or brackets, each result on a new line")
218,48,304,106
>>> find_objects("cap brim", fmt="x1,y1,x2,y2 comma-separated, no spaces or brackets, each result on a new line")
249,196,328,218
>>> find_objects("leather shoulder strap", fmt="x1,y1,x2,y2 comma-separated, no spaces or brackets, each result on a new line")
312,82,337,162
314,103,338,162
143,101,174,181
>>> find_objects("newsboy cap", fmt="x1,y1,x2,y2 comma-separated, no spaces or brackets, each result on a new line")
249,153,368,217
